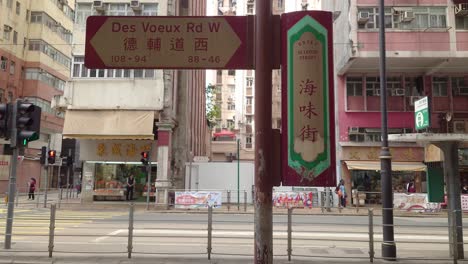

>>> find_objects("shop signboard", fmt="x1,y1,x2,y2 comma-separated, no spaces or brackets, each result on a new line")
461,195,468,211
79,140,157,162
175,191,222,209
85,16,253,69
414,96,430,130
0,155,10,181
281,11,336,187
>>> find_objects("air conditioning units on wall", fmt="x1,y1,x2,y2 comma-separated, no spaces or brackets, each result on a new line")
454,121,466,133
401,11,415,22
409,96,423,106
93,1,104,11
358,12,370,24
130,0,141,11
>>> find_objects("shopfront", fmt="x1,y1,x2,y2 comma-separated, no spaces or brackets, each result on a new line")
340,146,426,204
79,140,158,202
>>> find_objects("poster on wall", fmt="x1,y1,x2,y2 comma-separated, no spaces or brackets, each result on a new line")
175,191,222,209
281,11,336,187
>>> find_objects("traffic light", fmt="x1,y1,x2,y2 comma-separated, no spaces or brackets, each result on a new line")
0,103,11,139
16,100,41,147
141,151,149,165
66,155,73,167
40,146,47,165
47,150,56,164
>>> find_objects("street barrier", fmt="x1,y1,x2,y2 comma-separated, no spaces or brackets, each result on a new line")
1,202,468,263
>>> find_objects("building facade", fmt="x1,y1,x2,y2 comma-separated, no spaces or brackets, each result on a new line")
0,0,73,194
327,0,468,203
56,0,208,203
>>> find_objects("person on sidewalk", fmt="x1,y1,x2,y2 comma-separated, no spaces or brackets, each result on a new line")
28,178,36,200
126,175,135,201
335,179,346,208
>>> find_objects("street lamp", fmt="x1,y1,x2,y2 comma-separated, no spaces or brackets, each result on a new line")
378,0,397,259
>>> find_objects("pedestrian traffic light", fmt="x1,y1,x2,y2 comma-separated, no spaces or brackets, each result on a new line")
0,103,10,139
48,150,56,164
40,146,47,165
16,100,41,147
141,151,149,165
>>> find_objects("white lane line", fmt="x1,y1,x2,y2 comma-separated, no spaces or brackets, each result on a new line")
93,229,123,242
92,229,459,242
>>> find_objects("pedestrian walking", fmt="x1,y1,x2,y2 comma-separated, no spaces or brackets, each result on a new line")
126,175,135,201
28,178,36,200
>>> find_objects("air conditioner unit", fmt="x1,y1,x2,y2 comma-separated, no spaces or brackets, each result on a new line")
456,4,468,17
454,121,466,133
54,22,61,27
410,96,423,106
349,127,360,134
394,88,405,96
401,11,415,22
93,1,104,11
3,25,12,32
374,89,380,96
130,0,141,11
358,12,370,24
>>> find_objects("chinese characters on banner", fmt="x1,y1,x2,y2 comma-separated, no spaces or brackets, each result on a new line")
282,12,336,187
175,191,222,209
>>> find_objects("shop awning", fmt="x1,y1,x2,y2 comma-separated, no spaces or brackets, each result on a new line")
345,161,426,172
63,110,154,140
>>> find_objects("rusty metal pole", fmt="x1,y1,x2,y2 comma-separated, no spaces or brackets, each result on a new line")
254,0,274,263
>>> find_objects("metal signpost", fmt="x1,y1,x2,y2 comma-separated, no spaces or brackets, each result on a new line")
414,96,430,131
85,8,335,262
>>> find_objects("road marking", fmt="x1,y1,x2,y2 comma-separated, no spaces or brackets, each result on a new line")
92,228,460,242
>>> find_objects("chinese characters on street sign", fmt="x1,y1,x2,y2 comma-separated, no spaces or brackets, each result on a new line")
85,16,253,69
414,96,430,130
281,11,336,187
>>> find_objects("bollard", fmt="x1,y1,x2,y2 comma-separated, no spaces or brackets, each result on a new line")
368,208,374,263
60,188,63,201
452,210,458,264
227,191,231,211
36,192,40,208
207,206,213,260
48,204,56,258
58,192,62,209
244,190,247,212
15,190,19,207
287,208,292,261
127,203,134,259
355,191,359,213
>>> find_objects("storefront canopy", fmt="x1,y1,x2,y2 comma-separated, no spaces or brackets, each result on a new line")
345,161,426,172
63,110,154,140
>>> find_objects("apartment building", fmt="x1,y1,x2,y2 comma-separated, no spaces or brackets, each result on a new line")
325,0,468,202
56,0,207,203
0,0,74,193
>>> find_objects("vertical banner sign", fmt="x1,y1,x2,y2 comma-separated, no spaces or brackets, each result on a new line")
281,11,336,187
414,96,430,130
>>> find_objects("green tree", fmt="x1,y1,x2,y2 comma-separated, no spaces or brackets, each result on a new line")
206,84,221,127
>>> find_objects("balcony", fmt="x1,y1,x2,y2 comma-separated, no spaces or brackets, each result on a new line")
245,125,252,134
246,105,253,115
246,87,253,96
211,141,236,154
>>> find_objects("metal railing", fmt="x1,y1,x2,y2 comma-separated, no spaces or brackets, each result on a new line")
1,204,467,263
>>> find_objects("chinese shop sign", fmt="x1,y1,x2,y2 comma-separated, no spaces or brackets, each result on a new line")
79,140,156,162
85,16,253,69
281,12,336,187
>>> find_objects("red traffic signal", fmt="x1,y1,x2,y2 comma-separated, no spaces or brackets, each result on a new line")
48,150,56,164
141,152,149,165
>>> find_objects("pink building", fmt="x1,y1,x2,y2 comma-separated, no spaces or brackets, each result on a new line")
327,0,468,201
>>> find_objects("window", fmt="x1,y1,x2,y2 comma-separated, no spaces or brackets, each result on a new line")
358,7,447,30
246,77,253,87
227,102,235,110
228,70,235,76
432,77,448,96
346,77,363,96
142,3,158,16
227,119,234,128
72,56,156,79
3,25,11,40
245,136,253,148
15,1,19,14
108,4,130,16
247,4,254,14
452,77,468,96
26,9,29,21
29,39,71,68
24,97,56,115
366,77,380,96
246,116,252,124
277,0,283,9
75,4,93,25
387,77,404,96
24,68,66,91
228,85,235,93
12,31,17,44
456,16,468,30
30,12,71,44
9,61,15,75
0,57,6,71
6,0,12,8
246,97,253,105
